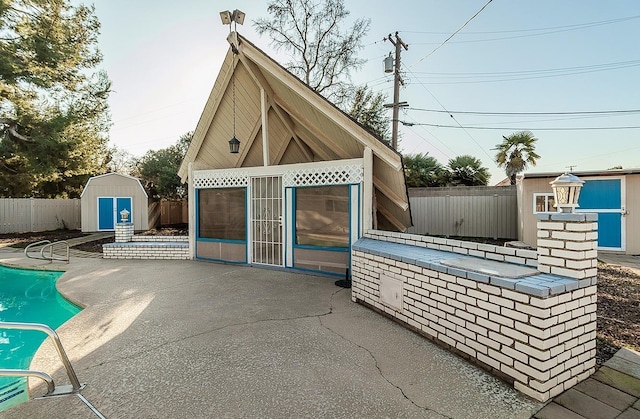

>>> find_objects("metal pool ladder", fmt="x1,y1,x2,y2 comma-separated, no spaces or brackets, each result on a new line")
0,322,105,418
0,322,83,397
24,240,70,263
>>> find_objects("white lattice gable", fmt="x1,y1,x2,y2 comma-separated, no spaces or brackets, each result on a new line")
194,159,363,189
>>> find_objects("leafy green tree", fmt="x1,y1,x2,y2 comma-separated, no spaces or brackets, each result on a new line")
0,0,111,197
137,132,192,199
494,131,540,185
254,0,370,106
403,153,446,187
446,155,490,186
348,85,390,145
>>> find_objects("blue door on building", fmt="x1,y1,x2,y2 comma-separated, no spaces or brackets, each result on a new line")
98,197,132,231
577,178,624,250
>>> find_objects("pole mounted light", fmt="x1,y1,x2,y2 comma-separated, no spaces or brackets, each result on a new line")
550,172,584,213
219,9,245,25
220,9,245,154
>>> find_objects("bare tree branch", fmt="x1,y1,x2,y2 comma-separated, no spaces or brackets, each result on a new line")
0,117,34,143
254,0,369,106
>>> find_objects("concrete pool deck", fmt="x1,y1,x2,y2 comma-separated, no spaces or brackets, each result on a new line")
0,248,543,418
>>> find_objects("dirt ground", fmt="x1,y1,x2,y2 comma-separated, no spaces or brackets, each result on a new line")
1,228,637,367
0,229,87,248
596,262,640,365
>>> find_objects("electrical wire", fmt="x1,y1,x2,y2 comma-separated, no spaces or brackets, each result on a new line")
406,108,640,116
410,0,493,68
401,64,496,162
400,122,640,131
406,61,640,85
402,14,640,35
401,112,456,158
407,59,640,78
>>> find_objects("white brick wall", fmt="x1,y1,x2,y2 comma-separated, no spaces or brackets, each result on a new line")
132,235,189,242
352,229,597,402
103,243,190,260
115,223,134,243
537,213,598,281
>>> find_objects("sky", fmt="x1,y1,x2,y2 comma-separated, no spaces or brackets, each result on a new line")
87,0,640,184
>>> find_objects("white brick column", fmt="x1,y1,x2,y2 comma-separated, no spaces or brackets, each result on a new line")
115,222,134,243
536,213,598,279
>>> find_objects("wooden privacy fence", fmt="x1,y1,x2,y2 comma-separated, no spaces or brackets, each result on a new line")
148,199,188,229
0,198,81,234
407,186,517,240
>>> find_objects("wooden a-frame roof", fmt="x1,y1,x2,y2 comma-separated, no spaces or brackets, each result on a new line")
178,32,411,231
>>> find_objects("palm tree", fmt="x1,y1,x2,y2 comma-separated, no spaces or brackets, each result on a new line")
446,155,490,186
403,153,447,187
495,131,540,185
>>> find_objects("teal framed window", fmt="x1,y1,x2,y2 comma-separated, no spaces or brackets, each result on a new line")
295,185,349,248
198,188,246,241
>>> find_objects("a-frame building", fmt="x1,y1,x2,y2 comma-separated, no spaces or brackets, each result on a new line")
178,32,411,275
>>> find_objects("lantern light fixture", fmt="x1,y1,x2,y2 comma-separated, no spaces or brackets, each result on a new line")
228,136,240,154
550,172,584,213
119,208,130,222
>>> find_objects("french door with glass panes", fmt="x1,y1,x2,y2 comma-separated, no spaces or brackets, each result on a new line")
250,176,283,266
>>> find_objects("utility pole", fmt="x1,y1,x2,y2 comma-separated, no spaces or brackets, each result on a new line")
384,32,408,151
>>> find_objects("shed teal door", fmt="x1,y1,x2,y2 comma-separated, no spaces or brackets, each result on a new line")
116,197,132,222
98,197,132,231
577,178,624,250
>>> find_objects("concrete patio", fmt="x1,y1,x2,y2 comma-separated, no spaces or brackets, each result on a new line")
0,248,541,418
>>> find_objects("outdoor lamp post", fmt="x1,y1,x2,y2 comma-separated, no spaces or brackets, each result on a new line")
550,172,584,213
119,208,130,222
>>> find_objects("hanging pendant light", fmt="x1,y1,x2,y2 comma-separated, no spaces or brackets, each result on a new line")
220,10,245,154
229,53,240,154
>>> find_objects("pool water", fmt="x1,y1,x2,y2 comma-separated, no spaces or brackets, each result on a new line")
0,265,81,412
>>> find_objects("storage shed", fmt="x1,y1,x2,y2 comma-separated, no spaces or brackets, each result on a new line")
517,169,640,254
80,173,149,232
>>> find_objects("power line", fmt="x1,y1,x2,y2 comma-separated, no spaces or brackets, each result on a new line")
406,108,640,116
407,59,640,78
406,61,640,85
409,15,640,45
402,14,640,35
401,64,496,163
401,113,456,158
400,122,640,131
410,0,493,68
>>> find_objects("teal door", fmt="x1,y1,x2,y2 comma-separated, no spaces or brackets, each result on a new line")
97,197,132,231
577,178,624,250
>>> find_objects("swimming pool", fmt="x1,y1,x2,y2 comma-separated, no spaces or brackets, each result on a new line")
0,265,81,412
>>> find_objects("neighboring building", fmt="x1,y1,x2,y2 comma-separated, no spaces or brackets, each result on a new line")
80,173,149,232
178,32,411,275
518,169,640,254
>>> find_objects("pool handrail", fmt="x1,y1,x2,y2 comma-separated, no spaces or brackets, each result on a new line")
0,321,84,398
0,369,55,395
24,240,70,263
